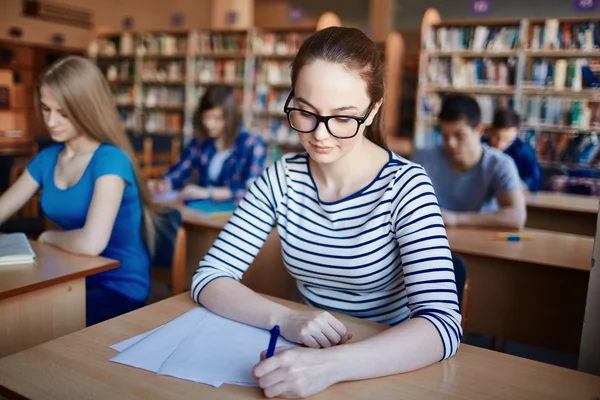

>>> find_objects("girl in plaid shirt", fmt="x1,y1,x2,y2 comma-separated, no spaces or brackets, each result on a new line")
150,85,267,202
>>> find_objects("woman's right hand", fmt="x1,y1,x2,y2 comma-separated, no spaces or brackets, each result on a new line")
148,178,172,195
280,310,353,349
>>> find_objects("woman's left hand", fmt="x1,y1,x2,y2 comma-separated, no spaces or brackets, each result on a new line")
253,347,341,398
38,231,52,244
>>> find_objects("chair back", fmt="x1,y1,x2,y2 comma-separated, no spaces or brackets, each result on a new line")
151,206,187,296
452,253,470,336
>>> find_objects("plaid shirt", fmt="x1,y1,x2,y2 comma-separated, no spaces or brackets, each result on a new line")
164,132,267,201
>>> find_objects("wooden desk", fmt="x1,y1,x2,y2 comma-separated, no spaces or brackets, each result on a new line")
447,227,593,354
0,138,35,156
1,293,599,400
0,241,119,357
526,192,599,236
179,206,299,302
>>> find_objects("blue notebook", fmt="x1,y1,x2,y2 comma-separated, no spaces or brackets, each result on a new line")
183,199,238,218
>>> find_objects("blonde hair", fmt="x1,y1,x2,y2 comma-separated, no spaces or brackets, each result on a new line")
35,55,157,255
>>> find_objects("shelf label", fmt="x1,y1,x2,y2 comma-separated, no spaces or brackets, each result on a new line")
171,14,184,28
574,0,598,11
471,0,491,14
288,5,304,22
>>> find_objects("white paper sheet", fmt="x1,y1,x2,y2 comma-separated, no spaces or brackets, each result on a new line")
109,307,297,387
110,326,163,352
157,311,297,386
152,190,180,203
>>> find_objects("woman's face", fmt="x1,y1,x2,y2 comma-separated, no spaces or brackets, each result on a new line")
292,60,381,164
202,106,226,139
40,85,80,142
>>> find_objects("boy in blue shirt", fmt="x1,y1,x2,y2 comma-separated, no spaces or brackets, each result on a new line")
487,109,542,193
413,94,526,229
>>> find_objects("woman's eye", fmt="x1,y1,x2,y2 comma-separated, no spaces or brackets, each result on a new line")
335,117,353,124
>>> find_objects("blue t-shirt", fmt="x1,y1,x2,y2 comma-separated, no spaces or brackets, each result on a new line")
413,144,522,212
27,143,151,302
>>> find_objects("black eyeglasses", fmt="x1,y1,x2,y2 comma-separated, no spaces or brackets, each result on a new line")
283,91,374,139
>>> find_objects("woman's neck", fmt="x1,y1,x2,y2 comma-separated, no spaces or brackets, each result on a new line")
215,135,228,152
63,134,100,157
310,140,374,196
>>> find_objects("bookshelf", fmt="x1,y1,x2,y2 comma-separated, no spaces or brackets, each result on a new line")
89,27,316,161
415,11,600,190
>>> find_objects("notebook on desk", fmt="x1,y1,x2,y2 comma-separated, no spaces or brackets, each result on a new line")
0,233,36,265
184,199,238,219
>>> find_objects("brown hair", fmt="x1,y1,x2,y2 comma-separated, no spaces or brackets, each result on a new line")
193,84,240,148
35,55,158,255
290,26,386,148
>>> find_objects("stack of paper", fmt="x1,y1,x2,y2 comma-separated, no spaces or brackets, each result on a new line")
0,233,36,265
109,307,296,387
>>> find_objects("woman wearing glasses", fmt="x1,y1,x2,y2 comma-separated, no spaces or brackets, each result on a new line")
192,27,461,398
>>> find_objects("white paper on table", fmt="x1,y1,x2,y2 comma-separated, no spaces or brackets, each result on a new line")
110,326,163,352
157,311,298,386
108,308,208,371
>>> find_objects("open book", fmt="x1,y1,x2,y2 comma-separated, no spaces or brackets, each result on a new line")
0,233,36,265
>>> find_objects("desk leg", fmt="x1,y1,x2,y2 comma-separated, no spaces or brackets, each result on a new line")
459,254,588,354
0,278,86,358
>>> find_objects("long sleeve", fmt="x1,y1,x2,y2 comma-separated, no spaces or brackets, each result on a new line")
191,161,286,302
163,139,202,189
229,136,268,202
391,164,462,359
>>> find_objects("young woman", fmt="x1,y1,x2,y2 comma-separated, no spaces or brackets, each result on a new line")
191,27,461,398
150,84,267,202
0,56,156,326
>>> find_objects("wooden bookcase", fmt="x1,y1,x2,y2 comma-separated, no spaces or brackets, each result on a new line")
415,9,600,184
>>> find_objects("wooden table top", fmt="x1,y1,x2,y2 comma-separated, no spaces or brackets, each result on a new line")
0,138,35,156
0,241,119,300
179,206,229,230
447,227,594,272
526,192,599,214
0,293,598,400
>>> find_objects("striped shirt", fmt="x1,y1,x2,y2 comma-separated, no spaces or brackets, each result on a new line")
192,150,462,359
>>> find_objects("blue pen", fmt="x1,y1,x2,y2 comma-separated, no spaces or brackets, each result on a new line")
266,325,280,358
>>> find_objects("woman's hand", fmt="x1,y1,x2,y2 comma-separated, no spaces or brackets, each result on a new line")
441,208,459,228
254,347,341,398
148,178,172,195
179,184,210,200
280,310,352,348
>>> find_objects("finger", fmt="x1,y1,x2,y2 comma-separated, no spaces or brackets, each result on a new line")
303,335,321,349
257,368,286,389
263,382,289,399
310,331,332,348
325,314,349,341
253,358,280,379
320,323,342,345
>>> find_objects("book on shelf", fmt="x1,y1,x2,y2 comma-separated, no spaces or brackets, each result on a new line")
424,25,519,52
0,233,36,266
524,97,600,130
530,19,600,51
426,57,515,88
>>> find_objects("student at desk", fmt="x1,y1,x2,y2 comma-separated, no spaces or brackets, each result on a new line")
149,85,267,202
192,27,461,398
0,56,156,326
413,94,526,230
487,109,542,193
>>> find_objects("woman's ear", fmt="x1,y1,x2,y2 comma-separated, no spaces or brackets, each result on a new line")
365,99,384,126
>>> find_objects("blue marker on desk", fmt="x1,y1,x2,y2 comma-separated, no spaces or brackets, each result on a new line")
266,325,280,358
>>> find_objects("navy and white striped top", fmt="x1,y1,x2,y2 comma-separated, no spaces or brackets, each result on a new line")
192,150,462,359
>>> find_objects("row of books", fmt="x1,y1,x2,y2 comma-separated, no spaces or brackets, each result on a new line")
530,20,600,51
113,86,135,106
527,58,599,90
252,32,310,55
196,60,245,84
424,25,520,52
118,109,137,131
142,111,182,134
524,130,600,166
103,61,135,81
196,32,247,54
254,61,292,86
249,117,301,147
524,97,600,129
143,87,185,109
141,61,185,82
426,57,515,87
253,87,288,114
